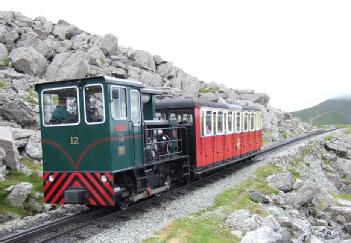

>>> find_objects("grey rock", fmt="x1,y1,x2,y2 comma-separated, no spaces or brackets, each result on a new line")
97,33,118,56
0,43,9,66
237,89,255,94
239,93,270,107
32,16,53,37
132,50,156,71
26,132,42,160
34,39,60,59
45,51,89,81
249,191,270,204
266,172,294,192
292,179,304,190
328,206,351,223
324,141,348,157
0,126,19,169
199,92,219,102
217,97,228,105
0,211,20,224
0,147,5,161
285,182,320,209
52,20,81,40
240,226,283,243
16,33,41,48
20,166,33,176
153,55,165,65
9,47,48,76
226,210,264,233
335,215,346,225
26,198,43,213
0,89,38,127
0,165,6,181
331,158,351,179
139,70,163,87
343,223,351,234
6,182,33,208
87,46,105,65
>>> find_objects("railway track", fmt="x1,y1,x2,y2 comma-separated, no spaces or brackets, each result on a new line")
0,129,335,243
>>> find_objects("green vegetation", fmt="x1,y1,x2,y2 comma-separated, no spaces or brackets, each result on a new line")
292,98,351,125
324,135,333,142
0,58,10,67
0,170,43,217
337,193,351,201
145,164,282,243
262,129,272,145
0,80,8,90
25,89,39,105
199,86,220,94
20,157,42,171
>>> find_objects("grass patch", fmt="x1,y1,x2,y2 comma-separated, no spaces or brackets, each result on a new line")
0,170,43,217
288,167,301,179
0,58,10,67
20,157,42,171
0,80,8,90
338,193,351,201
145,215,238,243
262,129,273,145
25,89,39,105
199,87,220,94
324,135,333,142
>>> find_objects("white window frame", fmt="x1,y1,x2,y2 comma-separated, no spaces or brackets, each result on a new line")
217,110,225,135
130,89,141,126
204,109,213,136
110,85,128,120
83,83,106,125
243,112,249,132
250,112,255,132
235,111,241,133
41,86,80,127
227,111,234,134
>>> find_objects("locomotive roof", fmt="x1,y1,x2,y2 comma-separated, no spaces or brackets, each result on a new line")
156,98,243,110
35,76,144,90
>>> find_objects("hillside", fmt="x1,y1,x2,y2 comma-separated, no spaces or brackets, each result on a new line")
292,98,351,125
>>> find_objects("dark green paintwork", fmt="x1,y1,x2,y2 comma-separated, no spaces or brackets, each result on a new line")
36,77,145,173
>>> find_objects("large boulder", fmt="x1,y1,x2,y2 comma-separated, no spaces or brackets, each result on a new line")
0,43,9,66
266,172,294,192
9,47,48,76
45,51,89,81
32,16,53,38
285,181,320,209
239,93,270,107
97,33,118,56
132,50,156,71
327,206,351,223
240,226,286,243
0,89,38,127
0,126,19,169
5,182,33,208
25,132,42,160
139,70,163,87
324,141,348,158
331,158,351,179
52,20,81,40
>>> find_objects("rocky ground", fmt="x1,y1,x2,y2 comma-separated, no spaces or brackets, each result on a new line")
146,128,351,243
0,10,311,224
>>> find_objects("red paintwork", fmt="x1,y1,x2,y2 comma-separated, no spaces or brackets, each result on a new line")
195,107,263,170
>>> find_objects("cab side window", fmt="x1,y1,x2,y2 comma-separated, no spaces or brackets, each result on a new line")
84,84,105,124
130,90,141,125
111,86,127,120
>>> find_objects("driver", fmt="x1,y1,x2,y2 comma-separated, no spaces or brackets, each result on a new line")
51,97,72,123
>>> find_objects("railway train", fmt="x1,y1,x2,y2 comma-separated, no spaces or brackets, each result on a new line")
35,76,263,208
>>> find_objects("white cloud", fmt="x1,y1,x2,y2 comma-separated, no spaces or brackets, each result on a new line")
2,0,351,111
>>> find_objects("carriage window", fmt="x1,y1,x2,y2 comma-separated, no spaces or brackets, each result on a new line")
217,112,224,134
236,112,241,132
244,113,249,131
111,86,127,120
205,111,213,135
42,87,79,126
169,113,176,121
200,111,204,136
130,90,141,125
213,112,217,135
227,112,233,133
84,85,105,124
251,113,255,131
181,113,193,125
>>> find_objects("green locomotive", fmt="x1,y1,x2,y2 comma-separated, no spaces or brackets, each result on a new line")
36,76,190,207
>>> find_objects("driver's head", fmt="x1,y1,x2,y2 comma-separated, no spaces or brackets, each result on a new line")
58,97,67,106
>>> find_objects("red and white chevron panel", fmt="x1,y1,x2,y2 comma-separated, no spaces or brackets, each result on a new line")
43,172,115,206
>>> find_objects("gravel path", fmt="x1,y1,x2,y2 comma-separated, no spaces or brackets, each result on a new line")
80,131,335,243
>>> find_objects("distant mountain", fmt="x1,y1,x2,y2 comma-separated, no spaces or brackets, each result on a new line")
291,97,351,125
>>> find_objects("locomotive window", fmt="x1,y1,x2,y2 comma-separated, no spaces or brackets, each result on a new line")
111,86,127,120
205,111,213,135
227,112,233,134
42,86,79,127
217,112,224,134
236,112,241,132
169,113,177,121
181,113,193,124
130,90,141,125
84,84,105,124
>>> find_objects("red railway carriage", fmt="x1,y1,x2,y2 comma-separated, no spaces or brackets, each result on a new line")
156,99,263,175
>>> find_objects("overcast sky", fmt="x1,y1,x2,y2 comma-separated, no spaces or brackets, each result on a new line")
2,0,351,111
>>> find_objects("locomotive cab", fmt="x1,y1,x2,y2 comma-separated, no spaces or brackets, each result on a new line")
36,76,189,207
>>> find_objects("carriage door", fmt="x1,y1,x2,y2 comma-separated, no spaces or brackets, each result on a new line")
130,89,143,166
